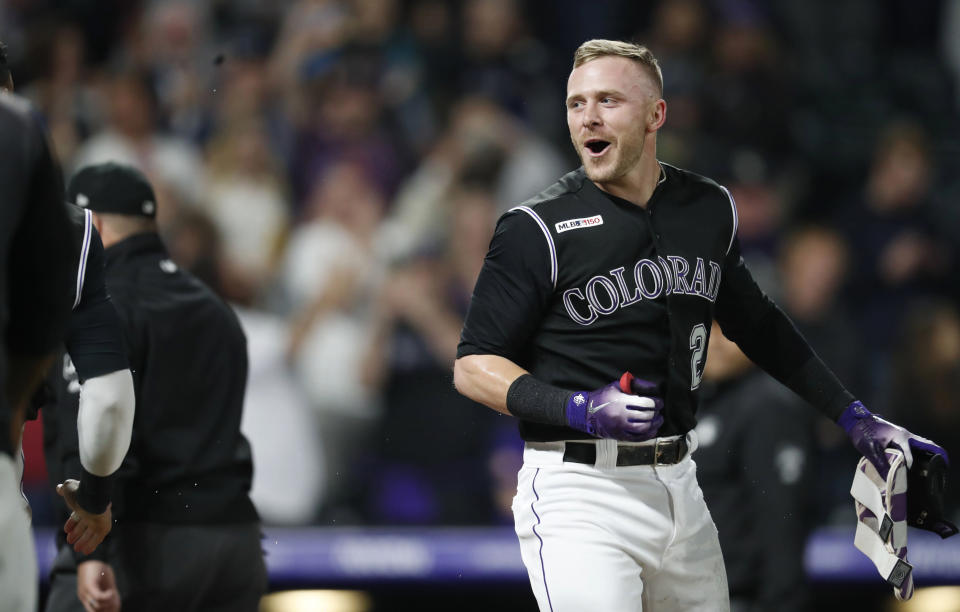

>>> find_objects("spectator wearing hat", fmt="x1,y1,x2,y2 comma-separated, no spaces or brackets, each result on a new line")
44,162,266,612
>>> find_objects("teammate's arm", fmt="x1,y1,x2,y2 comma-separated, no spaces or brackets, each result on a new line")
55,223,134,554
67,226,134,495
42,365,117,557
76,370,134,477
58,365,134,557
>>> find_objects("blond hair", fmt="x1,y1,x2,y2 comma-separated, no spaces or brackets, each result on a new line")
573,39,663,95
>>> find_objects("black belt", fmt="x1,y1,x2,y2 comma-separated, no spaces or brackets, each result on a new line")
563,438,688,466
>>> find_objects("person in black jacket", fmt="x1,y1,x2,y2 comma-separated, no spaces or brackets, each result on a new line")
696,323,814,612
44,162,266,612
0,87,75,612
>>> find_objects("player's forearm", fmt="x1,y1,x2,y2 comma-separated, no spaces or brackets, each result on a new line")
747,303,853,420
74,369,135,514
453,354,528,415
721,303,853,420
78,369,134,476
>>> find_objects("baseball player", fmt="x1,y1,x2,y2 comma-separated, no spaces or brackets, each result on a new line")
454,39,947,611
0,86,75,612
1,49,136,609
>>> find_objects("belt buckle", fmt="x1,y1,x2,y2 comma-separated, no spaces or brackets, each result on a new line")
654,439,667,465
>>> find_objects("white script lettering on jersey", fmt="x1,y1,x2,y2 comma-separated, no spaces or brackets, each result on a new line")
562,256,722,325
555,215,603,233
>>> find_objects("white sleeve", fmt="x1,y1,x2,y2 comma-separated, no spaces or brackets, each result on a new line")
77,368,135,476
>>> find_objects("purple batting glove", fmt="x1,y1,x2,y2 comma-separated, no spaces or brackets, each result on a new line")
566,372,664,441
907,435,950,467
839,401,919,480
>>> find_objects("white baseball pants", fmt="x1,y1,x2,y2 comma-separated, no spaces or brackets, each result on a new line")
512,432,729,612
0,452,37,612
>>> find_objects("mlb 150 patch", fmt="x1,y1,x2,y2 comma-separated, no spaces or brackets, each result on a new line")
555,215,603,233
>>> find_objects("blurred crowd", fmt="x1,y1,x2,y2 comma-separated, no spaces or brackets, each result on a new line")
5,0,959,529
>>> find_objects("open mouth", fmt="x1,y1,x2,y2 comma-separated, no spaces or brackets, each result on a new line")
584,139,611,156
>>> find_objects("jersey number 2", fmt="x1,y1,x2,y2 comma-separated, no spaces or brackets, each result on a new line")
689,323,707,390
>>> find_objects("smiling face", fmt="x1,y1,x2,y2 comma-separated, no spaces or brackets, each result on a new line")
566,55,665,187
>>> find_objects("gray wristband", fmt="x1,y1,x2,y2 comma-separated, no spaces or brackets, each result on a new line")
506,374,572,427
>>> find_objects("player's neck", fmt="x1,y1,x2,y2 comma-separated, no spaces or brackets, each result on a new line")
593,150,661,208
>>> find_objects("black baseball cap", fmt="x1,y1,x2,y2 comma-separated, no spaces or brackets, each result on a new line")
67,162,157,218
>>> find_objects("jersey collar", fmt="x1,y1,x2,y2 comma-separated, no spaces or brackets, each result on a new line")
103,231,168,269
579,160,669,209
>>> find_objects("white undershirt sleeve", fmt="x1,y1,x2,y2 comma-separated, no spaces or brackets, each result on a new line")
77,368,135,476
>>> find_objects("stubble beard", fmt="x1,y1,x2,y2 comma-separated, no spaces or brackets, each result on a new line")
579,131,647,185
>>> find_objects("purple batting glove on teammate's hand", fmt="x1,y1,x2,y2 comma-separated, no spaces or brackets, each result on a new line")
839,401,949,480
565,372,664,441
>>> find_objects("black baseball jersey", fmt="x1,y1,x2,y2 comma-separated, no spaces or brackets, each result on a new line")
458,163,853,441
34,205,130,520
47,232,257,525
0,93,74,456
28,205,129,422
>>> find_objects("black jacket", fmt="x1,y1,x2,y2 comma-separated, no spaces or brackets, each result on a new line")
696,372,815,612
45,232,257,525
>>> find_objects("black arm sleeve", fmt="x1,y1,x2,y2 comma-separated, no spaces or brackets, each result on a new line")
506,374,571,426
714,238,854,420
457,210,553,362
67,227,129,381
